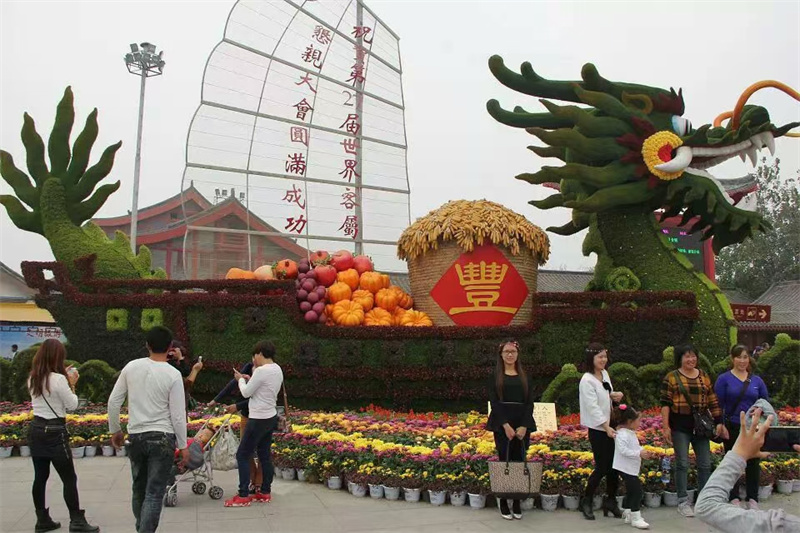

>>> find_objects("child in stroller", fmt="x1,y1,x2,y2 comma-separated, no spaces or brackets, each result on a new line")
164,423,225,506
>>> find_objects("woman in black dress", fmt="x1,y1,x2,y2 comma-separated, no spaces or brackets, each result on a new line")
487,340,537,520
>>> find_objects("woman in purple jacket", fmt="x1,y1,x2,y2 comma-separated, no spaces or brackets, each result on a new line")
713,345,769,509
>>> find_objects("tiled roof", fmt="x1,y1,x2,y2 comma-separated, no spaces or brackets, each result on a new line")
721,287,754,305
751,280,800,328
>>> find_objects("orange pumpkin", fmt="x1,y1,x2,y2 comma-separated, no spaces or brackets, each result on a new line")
389,286,413,309
331,300,364,326
364,308,393,326
351,289,374,312
380,274,391,289
358,271,385,294
327,282,352,303
392,307,406,325
400,309,433,327
336,268,360,291
226,267,256,279
375,287,399,312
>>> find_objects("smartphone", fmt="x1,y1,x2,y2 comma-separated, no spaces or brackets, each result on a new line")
762,426,800,453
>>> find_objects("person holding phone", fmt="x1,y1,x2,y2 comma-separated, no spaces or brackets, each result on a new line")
714,345,769,509
166,341,203,413
696,408,800,533
487,340,536,520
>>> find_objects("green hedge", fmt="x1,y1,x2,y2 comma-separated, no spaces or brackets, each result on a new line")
757,333,800,408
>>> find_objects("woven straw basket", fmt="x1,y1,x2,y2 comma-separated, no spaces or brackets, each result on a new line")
407,241,539,326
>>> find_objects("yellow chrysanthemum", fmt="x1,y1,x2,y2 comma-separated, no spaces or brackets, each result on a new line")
641,130,684,181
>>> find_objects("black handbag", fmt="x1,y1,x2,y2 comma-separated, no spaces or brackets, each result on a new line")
674,370,716,440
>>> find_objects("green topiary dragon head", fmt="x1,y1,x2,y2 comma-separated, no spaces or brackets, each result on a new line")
487,56,800,253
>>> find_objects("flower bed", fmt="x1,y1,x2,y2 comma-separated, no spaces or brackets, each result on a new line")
1,402,798,500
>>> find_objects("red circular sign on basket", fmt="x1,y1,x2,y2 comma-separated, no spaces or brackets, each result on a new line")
429,244,529,326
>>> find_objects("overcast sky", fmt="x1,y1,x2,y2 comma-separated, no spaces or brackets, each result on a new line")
1,0,799,275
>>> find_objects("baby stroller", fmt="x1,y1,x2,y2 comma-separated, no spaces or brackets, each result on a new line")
164,417,233,507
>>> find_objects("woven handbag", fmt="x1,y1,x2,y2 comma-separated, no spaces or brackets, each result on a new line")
488,442,543,499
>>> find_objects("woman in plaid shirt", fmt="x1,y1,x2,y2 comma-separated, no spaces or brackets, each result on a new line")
660,344,727,519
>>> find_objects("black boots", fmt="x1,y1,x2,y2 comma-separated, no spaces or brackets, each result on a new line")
68,510,99,533
602,495,623,518
35,508,61,533
580,496,595,520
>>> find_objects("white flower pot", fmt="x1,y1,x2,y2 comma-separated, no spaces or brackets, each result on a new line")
281,468,295,480
428,490,446,506
351,483,367,497
664,491,679,507
116,447,127,457
327,476,342,490
540,494,559,511
297,469,306,482
101,446,115,457
592,494,602,510
792,479,800,492
449,491,466,506
19,445,31,457
520,497,535,510
383,486,400,501
84,446,97,457
467,493,486,509
0,447,12,458
563,495,580,510
616,495,625,509
369,484,384,499
403,487,421,503
71,446,85,458
758,484,772,500
776,480,793,495
644,492,662,508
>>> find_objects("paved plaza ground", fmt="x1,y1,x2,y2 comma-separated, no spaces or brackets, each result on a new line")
1,457,799,532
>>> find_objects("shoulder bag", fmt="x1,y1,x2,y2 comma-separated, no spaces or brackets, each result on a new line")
489,441,543,499
725,374,751,427
673,370,716,440
275,383,292,433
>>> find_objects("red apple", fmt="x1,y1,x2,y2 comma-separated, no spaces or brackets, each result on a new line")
352,255,374,275
314,264,337,287
309,250,330,265
304,310,318,323
300,301,312,312
330,250,354,272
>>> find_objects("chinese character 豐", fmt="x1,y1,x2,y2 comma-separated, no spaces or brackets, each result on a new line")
340,188,358,209
352,26,373,44
338,215,359,239
339,113,360,135
341,138,359,155
295,73,317,93
339,159,360,182
301,45,324,69
285,214,308,234
312,25,332,45
448,261,518,315
285,153,307,175
282,184,306,209
293,98,314,121
290,126,309,146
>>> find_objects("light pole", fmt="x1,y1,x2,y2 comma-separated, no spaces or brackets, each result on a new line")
124,42,165,253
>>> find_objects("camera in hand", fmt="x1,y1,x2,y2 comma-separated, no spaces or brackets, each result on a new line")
762,426,800,453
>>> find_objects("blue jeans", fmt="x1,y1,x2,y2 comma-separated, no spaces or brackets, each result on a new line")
237,415,278,497
672,430,711,502
128,432,176,533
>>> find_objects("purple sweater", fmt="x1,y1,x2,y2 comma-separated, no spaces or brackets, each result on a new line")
714,371,769,425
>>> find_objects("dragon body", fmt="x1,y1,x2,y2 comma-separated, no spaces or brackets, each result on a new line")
487,57,799,356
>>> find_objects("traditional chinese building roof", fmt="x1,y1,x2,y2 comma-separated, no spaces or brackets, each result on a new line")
397,200,550,263
739,280,800,331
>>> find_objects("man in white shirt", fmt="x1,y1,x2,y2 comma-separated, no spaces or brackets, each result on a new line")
224,340,283,507
108,326,188,533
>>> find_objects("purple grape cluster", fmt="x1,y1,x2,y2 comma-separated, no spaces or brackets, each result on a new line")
297,258,327,323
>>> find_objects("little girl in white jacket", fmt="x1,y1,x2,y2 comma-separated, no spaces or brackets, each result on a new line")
613,405,654,529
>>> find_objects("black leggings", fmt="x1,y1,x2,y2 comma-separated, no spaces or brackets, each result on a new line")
619,472,642,512
584,428,619,498
32,456,80,511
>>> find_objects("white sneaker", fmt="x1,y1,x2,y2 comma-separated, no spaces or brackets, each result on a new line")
630,511,650,529
678,501,695,517
622,508,631,524
730,498,741,507
747,500,760,511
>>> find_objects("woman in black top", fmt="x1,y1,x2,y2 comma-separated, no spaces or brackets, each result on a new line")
487,340,537,521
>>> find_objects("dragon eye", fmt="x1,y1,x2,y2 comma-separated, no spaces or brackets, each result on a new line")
671,116,692,136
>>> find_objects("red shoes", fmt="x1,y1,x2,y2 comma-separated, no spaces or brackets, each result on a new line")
224,494,252,507
251,492,272,503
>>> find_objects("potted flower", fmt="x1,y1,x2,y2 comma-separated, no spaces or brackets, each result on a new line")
538,470,560,511
101,434,115,457
759,462,776,500
400,468,424,503
347,469,368,498
561,467,590,511
663,476,678,507
69,436,87,458
18,434,30,457
424,474,448,506
0,435,16,458
379,466,403,501
640,470,664,508
772,459,794,495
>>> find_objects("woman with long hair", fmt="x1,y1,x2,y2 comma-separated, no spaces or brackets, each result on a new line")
714,345,769,509
28,339,99,532
579,342,623,521
167,340,203,412
486,340,537,520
